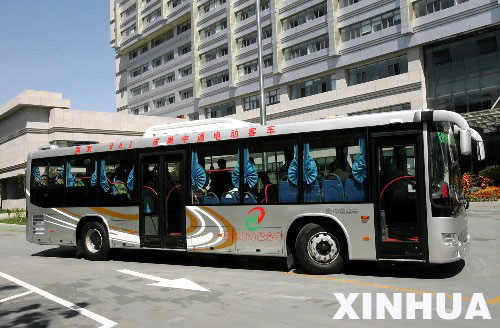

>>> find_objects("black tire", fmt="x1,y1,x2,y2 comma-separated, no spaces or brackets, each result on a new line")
295,223,347,274
79,221,111,261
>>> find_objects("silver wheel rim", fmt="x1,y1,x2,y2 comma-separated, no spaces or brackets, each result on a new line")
85,228,102,254
307,232,339,264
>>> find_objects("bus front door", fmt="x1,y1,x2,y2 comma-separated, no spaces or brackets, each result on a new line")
372,133,428,260
139,152,186,249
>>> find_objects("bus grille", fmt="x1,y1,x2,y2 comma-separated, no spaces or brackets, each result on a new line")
32,215,45,235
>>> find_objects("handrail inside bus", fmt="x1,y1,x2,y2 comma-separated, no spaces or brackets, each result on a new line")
380,176,415,201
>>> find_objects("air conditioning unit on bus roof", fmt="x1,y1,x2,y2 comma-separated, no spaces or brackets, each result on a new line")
143,118,257,138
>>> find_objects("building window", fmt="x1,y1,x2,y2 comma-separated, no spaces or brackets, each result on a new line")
153,76,166,89
152,51,174,68
282,3,327,31
205,103,235,118
180,88,193,100
348,103,411,115
130,63,149,78
178,43,192,56
129,50,138,60
168,0,185,9
238,60,258,76
153,73,174,88
143,8,161,24
120,4,136,18
289,75,335,100
243,89,280,111
179,65,192,77
263,55,273,68
262,25,272,39
151,30,174,48
413,0,467,18
131,103,150,115
260,0,270,11
236,5,256,22
339,0,361,9
200,20,227,39
154,94,175,109
238,32,257,49
283,34,329,60
199,0,226,15
340,9,400,42
177,20,191,34
188,112,199,120
347,55,408,86
130,83,149,97
200,45,228,63
201,70,229,88
140,44,148,54
121,25,136,37
235,1,269,21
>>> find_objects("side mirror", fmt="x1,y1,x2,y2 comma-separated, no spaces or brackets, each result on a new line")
460,129,471,155
477,141,486,161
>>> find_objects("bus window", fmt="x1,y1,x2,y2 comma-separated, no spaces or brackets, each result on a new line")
246,138,298,204
66,157,96,187
65,156,98,207
191,142,238,205
30,158,65,207
98,152,135,206
305,133,367,203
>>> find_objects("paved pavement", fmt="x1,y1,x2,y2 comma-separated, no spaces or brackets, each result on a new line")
0,202,499,327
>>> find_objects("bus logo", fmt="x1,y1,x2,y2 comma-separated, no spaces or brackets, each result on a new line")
246,207,265,231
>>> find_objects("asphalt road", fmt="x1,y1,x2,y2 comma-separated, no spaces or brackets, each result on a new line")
0,202,499,327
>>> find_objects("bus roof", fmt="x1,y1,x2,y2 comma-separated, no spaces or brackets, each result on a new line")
143,118,256,138
29,109,470,160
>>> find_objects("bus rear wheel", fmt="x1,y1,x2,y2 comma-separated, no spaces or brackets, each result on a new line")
295,223,347,274
79,222,111,261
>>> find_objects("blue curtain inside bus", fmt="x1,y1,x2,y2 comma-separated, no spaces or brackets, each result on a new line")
100,160,110,192
191,151,207,189
352,138,366,183
32,166,40,185
288,144,318,185
127,167,134,191
91,162,97,186
66,162,75,187
232,148,258,188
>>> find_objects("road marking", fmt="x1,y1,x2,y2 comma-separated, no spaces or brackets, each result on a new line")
0,291,33,303
285,272,500,305
486,296,500,304
118,269,210,292
0,271,117,328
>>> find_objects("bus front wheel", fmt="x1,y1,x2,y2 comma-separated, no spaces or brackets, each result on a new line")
295,223,347,274
79,222,111,261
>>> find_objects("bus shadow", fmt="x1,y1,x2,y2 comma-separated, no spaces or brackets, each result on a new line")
340,259,466,279
32,247,465,278
32,247,288,272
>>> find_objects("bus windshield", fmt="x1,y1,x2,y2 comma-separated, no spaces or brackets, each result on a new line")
429,122,463,215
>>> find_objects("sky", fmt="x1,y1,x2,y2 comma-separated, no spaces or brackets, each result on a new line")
0,0,116,112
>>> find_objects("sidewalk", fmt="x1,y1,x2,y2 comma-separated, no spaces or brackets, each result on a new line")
469,200,500,209
0,223,25,233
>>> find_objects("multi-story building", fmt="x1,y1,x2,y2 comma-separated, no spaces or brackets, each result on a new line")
0,90,182,209
110,0,500,165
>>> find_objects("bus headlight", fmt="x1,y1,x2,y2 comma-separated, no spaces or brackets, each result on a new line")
442,233,461,247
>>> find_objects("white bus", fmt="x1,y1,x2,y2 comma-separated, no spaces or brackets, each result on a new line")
25,109,484,274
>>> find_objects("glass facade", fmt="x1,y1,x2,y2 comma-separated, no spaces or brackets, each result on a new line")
425,28,500,113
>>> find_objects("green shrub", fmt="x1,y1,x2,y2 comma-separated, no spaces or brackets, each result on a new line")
479,165,500,185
